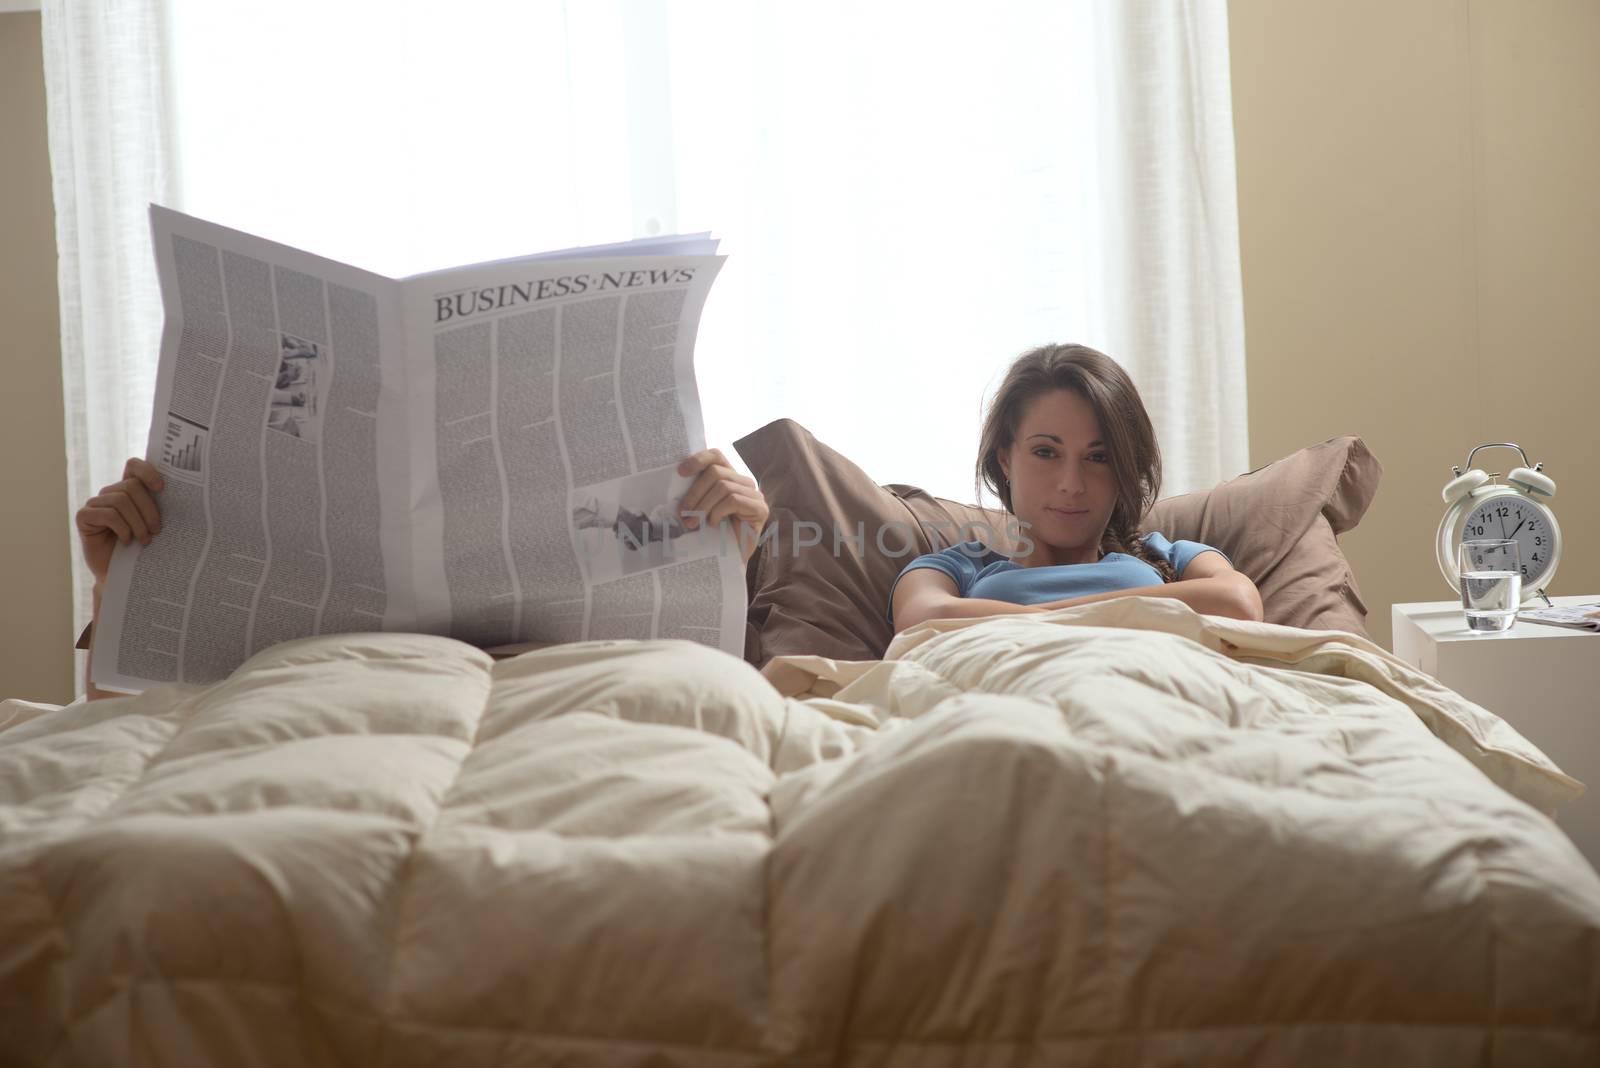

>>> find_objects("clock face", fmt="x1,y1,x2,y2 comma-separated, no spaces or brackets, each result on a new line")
1460,495,1557,586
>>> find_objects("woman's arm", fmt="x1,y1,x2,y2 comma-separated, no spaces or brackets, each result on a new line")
891,549,1264,634
892,568,1048,633
1036,550,1264,622
75,459,165,700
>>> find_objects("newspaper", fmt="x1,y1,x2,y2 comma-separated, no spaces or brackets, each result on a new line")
93,206,742,693
1519,602,1600,632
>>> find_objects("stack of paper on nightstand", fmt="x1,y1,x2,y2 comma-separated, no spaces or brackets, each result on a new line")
1520,601,1600,631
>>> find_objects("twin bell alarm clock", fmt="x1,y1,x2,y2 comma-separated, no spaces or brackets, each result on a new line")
1437,442,1561,604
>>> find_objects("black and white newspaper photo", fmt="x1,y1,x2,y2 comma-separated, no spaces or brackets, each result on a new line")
91,206,740,692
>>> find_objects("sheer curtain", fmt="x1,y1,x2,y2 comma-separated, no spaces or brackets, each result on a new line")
41,0,178,676
45,0,1247,673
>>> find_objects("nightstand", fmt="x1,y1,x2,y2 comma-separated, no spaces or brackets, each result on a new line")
1392,596,1600,871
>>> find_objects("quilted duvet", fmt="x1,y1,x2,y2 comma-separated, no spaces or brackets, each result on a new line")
2,596,1598,1066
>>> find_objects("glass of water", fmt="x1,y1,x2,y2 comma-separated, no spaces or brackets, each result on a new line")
1458,539,1522,633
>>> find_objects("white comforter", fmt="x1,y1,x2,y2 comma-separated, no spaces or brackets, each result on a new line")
2,597,1597,1066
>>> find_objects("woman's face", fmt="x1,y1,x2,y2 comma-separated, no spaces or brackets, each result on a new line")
998,388,1118,567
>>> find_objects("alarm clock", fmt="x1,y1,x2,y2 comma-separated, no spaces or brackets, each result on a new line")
1437,442,1561,603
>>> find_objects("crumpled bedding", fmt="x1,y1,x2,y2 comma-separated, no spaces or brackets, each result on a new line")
2,597,1597,1066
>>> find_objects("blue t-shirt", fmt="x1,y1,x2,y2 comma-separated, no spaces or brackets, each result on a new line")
886,532,1229,628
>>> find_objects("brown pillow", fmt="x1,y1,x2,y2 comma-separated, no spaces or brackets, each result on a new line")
733,419,1381,667
1142,436,1381,636
733,421,1014,668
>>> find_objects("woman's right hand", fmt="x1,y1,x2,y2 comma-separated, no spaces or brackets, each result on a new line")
75,458,165,588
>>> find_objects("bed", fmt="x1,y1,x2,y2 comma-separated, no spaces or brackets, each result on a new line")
2,421,1597,1066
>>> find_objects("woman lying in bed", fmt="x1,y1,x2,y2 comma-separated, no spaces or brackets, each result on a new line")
889,343,1264,633
71,448,770,700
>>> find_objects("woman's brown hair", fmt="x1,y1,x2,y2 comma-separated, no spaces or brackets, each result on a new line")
975,343,1174,582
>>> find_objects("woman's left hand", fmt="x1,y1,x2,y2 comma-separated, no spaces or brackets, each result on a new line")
676,448,769,565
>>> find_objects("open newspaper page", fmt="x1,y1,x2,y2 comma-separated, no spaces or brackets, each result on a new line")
95,209,743,693
94,208,414,693
399,251,746,657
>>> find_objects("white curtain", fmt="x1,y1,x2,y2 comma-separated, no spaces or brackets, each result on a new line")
41,0,178,683
1094,2,1250,498
45,0,1247,676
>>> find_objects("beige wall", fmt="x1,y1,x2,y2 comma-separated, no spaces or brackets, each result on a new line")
2,5,1595,700
1230,0,1600,650
0,10,72,703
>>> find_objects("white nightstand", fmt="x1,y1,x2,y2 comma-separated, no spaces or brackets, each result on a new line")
1392,596,1600,870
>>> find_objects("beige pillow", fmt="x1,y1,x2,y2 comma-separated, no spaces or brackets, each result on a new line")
734,419,1381,667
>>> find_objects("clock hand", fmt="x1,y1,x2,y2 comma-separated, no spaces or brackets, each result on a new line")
1499,512,1508,538
1508,518,1526,539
